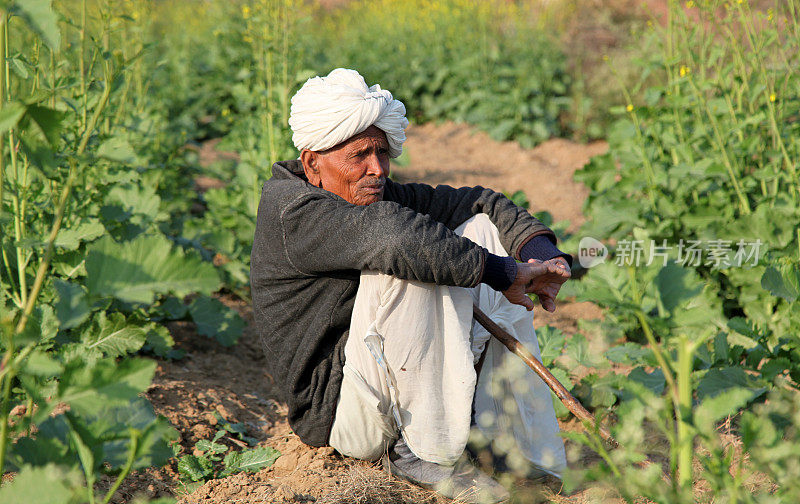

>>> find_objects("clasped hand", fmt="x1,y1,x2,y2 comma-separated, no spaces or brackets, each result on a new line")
502,258,571,312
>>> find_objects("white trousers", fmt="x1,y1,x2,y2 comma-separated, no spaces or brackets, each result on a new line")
328,214,567,476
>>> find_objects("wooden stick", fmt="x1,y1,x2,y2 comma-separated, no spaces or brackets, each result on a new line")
472,304,618,448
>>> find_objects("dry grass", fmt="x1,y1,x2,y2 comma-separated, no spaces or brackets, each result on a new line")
318,463,445,504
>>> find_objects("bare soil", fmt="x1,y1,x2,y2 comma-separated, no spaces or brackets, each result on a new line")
117,123,609,504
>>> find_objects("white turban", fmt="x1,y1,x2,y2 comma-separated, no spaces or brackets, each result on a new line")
288,68,409,158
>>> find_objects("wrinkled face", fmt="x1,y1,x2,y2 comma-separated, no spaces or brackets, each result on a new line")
300,125,390,206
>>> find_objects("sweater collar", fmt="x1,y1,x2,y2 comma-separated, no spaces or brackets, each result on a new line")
272,159,307,181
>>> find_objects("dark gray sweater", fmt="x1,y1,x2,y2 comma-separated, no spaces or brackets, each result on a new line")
250,160,560,447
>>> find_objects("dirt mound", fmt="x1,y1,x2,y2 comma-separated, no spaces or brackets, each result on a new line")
399,122,608,233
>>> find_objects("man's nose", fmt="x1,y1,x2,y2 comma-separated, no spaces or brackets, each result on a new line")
365,152,388,178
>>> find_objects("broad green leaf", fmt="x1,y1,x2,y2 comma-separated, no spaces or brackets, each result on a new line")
655,262,702,314
604,343,654,366
725,317,760,349
196,438,228,456
96,398,178,470
103,183,161,221
189,296,244,346
81,312,147,357
11,0,61,50
178,454,214,482
696,367,766,401
85,234,221,304
20,132,58,177
18,304,58,345
564,334,601,368
55,219,105,250
627,367,665,395
131,416,179,470
220,446,280,477
0,101,25,133
22,349,64,377
0,464,81,504
144,324,176,357
761,262,800,302
97,137,137,164
5,433,71,471
694,386,759,431
54,279,91,329
573,373,617,409
58,358,156,417
535,325,566,366
66,417,100,487
10,56,30,79
24,105,65,146
153,297,189,320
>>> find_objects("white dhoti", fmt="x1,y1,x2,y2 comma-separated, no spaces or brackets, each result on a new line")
328,214,567,477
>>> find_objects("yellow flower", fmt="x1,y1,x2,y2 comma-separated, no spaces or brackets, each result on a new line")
602,54,609,62
767,9,774,21
769,93,776,103
737,0,743,4
647,20,653,27
243,35,253,44
679,65,690,77
626,104,634,112
685,0,695,8
242,5,250,18
222,108,230,117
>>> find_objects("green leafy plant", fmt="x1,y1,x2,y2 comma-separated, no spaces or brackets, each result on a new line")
309,0,573,148
177,426,280,486
562,0,800,500
0,1,246,501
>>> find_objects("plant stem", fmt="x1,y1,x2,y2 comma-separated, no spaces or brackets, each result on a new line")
675,334,694,491
0,10,6,258
80,0,87,129
15,53,112,335
687,78,751,215
101,431,138,504
3,11,27,307
627,267,678,402
0,354,12,485
14,164,74,338
50,46,56,107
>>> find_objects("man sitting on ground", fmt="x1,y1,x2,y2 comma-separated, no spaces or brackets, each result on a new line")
250,68,571,504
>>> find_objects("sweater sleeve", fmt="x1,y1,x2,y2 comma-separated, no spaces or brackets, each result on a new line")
384,180,557,261
279,192,487,288
519,235,573,267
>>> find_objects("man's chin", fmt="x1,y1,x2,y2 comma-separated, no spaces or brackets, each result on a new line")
355,190,384,205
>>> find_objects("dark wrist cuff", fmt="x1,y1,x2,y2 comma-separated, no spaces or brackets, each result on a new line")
520,235,573,267
482,253,517,292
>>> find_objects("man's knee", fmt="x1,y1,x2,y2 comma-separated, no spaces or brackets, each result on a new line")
455,214,505,254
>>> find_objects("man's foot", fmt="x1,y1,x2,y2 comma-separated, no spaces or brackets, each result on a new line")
383,437,510,504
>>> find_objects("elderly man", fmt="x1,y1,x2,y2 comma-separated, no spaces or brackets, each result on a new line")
250,69,570,503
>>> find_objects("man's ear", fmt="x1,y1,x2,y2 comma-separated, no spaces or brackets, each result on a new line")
300,149,321,187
